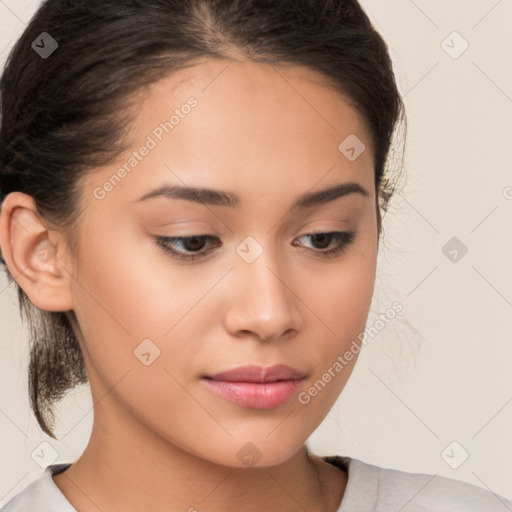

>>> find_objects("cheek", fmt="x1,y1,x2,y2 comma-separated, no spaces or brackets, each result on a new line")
300,240,377,396
308,240,377,340
70,224,217,386
72,225,181,332
69,232,163,375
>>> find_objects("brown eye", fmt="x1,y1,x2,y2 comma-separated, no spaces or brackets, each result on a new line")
155,235,222,261
292,231,356,257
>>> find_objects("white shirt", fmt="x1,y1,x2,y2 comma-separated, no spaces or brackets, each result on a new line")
2,455,511,511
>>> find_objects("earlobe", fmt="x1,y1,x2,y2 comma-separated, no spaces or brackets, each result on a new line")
0,192,74,312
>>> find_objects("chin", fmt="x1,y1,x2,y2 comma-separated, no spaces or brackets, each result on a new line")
203,434,308,470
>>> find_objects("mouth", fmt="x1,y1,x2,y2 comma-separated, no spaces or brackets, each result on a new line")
201,364,307,409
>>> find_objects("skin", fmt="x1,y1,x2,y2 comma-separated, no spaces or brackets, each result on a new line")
0,59,379,511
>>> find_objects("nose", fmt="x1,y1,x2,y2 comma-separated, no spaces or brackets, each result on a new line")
222,245,303,342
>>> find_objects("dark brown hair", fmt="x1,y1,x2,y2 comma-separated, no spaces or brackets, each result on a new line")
0,0,405,438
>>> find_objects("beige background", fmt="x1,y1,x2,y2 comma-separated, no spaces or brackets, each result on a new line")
1,0,511,506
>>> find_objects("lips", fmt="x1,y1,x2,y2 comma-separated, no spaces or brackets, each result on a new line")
206,364,306,383
202,364,307,409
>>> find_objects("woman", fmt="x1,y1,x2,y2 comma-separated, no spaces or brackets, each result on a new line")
0,0,510,510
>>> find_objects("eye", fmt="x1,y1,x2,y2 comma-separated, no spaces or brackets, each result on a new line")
154,235,222,262
154,231,356,262
292,231,356,257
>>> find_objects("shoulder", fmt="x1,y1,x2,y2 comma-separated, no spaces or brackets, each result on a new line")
1,464,74,512
324,455,512,511
369,460,512,511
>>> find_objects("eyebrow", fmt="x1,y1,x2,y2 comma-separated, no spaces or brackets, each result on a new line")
134,181,369,210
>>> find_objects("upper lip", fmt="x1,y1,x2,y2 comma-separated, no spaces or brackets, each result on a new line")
205,364,306,383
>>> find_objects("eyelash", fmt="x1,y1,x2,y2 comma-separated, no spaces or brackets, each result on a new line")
154,231,356,262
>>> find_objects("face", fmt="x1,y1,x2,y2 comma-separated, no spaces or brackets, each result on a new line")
66,59,378,467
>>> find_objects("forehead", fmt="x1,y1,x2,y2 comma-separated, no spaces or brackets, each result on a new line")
133,58,372,146
84,58,375,208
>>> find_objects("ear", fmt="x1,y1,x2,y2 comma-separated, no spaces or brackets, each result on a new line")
0,192,75,312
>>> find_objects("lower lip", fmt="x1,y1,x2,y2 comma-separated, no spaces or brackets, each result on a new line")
202,378,303,409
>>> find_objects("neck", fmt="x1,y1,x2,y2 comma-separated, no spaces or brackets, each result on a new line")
52,404,346,512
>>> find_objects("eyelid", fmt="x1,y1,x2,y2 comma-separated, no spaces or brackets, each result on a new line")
153,234,221,263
